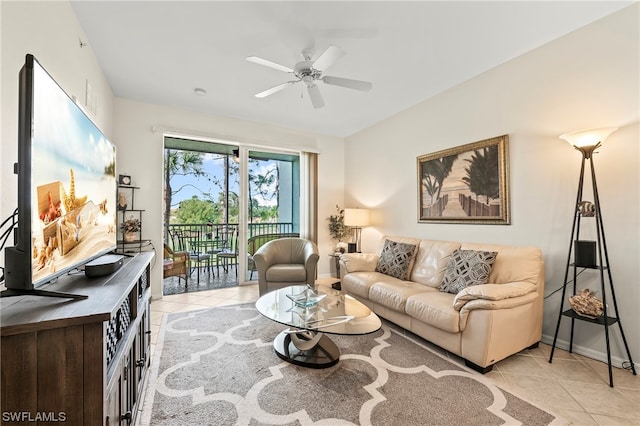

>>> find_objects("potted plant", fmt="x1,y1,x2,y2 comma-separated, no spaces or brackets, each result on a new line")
327,205,350,252
120,216,141,242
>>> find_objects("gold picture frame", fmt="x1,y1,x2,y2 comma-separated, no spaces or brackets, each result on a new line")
417,134,510,224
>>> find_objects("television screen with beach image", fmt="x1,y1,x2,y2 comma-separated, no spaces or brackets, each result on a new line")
30,60,116,286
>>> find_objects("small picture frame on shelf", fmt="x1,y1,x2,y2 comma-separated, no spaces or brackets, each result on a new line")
117,191,128,211
118,174,132,185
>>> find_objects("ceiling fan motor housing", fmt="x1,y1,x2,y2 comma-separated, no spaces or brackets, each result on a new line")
294,60,321,84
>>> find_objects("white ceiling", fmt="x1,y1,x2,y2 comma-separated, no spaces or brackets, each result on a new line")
70,1,632,138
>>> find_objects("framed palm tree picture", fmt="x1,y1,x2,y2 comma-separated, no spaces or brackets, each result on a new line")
417,135,510,224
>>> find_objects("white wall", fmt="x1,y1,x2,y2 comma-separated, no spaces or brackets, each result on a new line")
3,0,636,368
0,1,345,298
345,5,639,366
112,98,345,299
1,1,115,269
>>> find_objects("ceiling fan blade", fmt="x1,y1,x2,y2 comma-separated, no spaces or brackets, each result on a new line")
255,81,297,98
322,76,372,92
307,84,325,109
246,56,293,73
311,45,344,71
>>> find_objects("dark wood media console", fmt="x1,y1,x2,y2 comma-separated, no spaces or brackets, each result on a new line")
1,252,154,425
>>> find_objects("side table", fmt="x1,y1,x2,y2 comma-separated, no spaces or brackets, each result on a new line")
328,252,342,290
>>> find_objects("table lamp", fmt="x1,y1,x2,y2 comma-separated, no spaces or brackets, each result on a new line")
343,208,370,253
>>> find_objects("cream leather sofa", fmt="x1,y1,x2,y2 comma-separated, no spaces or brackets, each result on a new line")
339,236,545,373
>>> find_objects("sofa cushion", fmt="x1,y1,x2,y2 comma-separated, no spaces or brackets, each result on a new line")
453,282,538,311
375,239,418,280
340,253,378,273
410,240,461,287
405,292,461,333
342,271,388,299
461,243,543,286
440,249,498,294
369,281,433,312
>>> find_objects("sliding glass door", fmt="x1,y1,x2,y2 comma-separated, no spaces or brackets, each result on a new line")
245,150,301,279
163,137,300,292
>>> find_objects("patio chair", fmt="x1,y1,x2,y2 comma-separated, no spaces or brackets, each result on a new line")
217,226,239,276
163,243,189,284
172,228,212,282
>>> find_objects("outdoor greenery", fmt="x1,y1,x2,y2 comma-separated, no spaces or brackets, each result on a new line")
164,150,208,226
174,196,219,224
249,200,278,222
248,158,279,223
164,149,282,226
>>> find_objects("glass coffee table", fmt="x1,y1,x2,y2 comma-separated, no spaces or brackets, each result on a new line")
255,285,381,368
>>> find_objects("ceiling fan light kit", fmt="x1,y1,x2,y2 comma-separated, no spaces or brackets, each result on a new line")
247,45,372,109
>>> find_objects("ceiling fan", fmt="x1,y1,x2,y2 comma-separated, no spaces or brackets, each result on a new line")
247,45,372,109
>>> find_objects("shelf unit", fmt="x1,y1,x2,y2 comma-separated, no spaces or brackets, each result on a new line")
1,252,154,425
549,144,636,387
117,185,150,254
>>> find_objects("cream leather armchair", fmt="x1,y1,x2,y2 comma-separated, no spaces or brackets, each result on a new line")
253,238,319,296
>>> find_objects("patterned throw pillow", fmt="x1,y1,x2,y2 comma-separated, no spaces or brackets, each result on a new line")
440,249,498,294
375,239,418,280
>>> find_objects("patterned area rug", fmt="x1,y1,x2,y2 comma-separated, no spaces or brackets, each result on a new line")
146,304,565,425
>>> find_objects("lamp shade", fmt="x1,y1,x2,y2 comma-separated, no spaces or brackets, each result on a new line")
343,208,370,227
559,127,617,148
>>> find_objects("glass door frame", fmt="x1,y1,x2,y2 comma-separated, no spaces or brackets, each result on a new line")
238,145,303,282
163,133,304,284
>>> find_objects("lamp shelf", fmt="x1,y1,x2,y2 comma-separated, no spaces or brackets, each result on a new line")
568,263,608,270
117,239,151,245
561,309,618,326
549,127,636,388
117,184,147,254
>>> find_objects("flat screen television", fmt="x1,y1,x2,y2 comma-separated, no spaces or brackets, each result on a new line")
2,54,117,298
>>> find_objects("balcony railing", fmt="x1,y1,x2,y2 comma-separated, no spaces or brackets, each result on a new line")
165,222,295,251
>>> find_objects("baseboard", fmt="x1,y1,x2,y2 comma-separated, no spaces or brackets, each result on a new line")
541,333,639,371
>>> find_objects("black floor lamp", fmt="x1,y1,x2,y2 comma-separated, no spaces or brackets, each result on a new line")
548,127,636,387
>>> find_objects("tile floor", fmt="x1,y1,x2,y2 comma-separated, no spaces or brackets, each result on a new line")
144,281,639,426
